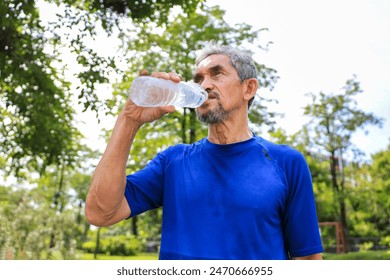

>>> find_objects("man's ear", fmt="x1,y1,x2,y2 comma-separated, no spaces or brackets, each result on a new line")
243,78,259,101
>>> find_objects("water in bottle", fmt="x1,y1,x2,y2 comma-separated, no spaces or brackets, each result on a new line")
129,76,208,108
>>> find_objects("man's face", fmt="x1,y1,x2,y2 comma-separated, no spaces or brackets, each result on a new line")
193,54,246,124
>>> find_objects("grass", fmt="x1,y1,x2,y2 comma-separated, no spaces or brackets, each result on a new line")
323,250,390,260
81,253,158,260
81,250,390,260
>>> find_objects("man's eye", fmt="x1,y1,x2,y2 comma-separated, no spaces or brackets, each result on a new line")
212,73,222,79
194,77,203,84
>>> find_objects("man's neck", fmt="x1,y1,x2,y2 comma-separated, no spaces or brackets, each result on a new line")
207,118,252,144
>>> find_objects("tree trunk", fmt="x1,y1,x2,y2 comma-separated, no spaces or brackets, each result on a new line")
338,151,349,251
94,227,101,259
131,216,138,236
329,151,349,252
182,108,188,143
49,163,66,249
189,108,196,143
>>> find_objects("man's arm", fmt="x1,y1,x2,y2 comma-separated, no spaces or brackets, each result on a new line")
85,72,178,227
292,253,323,260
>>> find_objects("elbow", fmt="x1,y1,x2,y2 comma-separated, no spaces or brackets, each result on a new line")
85,179,130,227
85,191,129,227
85,205,115,227
85,202,105,227
85,209,98,227
85,194,112,227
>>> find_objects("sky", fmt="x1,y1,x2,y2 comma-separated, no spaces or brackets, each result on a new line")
205,0,389,156
72,0,390,160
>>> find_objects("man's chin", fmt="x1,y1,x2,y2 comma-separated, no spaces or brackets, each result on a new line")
196,105,227,125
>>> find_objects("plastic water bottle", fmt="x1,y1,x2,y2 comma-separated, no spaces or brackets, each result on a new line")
129,76,208,108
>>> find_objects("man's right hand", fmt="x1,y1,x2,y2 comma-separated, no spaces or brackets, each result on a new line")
121,70,180,127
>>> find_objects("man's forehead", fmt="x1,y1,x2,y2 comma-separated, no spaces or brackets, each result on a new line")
197,57,212,68
195,54,231,72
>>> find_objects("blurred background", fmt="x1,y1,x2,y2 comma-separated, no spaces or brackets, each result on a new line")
1,0,389,260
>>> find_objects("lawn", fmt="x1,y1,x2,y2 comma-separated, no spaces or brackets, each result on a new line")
323,250,390,260
81,250,390,260
81,253,158,260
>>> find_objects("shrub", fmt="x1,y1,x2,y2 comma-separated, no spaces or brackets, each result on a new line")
81,241,96,254
81,235,143,256
379,236,390,248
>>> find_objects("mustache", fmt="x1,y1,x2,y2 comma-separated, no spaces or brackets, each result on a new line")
206,90,219,99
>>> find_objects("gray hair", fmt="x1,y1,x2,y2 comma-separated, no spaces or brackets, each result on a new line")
195,42,258,108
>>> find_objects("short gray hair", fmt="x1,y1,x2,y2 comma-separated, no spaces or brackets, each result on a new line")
195,41,258,108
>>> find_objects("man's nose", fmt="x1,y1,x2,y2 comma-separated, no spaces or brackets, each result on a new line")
200,77,213,92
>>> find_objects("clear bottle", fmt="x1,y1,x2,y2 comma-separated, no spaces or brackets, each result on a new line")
129,76,208,108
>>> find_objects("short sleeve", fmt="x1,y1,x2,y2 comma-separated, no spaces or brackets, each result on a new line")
281,150,323,257
124,152,166,218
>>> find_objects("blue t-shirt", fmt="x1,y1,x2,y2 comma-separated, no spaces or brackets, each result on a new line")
124,135,323,259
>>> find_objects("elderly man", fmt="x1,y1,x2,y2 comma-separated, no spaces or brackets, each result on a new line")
86,42,323,260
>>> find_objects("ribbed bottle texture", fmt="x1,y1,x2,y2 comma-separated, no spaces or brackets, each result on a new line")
129,76,208,108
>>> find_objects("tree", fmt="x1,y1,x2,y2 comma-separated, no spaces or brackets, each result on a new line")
1,0,205,258
0,0,79,177
368,144,390,238
1,0,204,178
336,145,389,250
56,0,203,28
0,149,99,259
303,76,383,247
0,184,81,259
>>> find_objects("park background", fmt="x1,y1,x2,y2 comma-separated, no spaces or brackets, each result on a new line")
0,0,389,260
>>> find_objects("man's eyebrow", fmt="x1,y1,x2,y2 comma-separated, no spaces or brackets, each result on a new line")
192,64,225,82
209,64,225,75
193,64,225,81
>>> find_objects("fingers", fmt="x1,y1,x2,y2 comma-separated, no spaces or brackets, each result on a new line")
161,105,176,114
151,71,182,83
141,69,182,83
139,69,149,76
139,69,181,82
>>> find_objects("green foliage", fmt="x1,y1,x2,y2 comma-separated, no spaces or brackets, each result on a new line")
81,241,96,253
303,76,384,236
0,194,80,259
56,0,203,30
1,0,204,178
45,0,204,113
366,146,390,237
370,145,390,228
380,236,390,247
83,231,143,256
127,115,182,172
0,159,96,259
0,0,80,177
304,77,383,155
135,209,163,249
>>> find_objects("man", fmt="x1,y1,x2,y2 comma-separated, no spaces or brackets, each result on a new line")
85,42,323,260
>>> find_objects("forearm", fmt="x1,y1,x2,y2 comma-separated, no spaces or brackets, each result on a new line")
86,112,141,226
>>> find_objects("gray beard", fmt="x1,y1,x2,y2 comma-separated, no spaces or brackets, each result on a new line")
196,102,229,124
